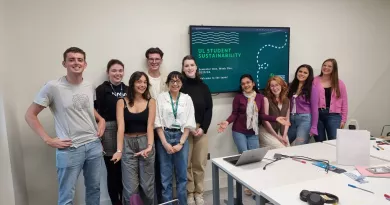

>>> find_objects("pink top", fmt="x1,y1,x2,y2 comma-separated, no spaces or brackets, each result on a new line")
313,76,348,123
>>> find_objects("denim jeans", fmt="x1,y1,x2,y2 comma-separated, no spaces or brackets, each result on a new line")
56,140,103,205
288,113,312,145
156,130,189,204
232,131,259,154
314,108,342,142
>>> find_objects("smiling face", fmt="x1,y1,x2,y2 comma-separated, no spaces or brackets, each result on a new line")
269,80,282,96
107,64,124,84
133,74,148,95
321,61,333,76
240,77,255,93
147,53,162,71
168,76,182,93
62,52,87,74
182,59,197,78
297,67,309,82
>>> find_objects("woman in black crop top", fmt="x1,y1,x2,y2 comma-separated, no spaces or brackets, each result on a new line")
113,71,156,205
94,59,127,205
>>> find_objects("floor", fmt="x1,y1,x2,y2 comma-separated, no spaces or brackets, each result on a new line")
203,187,257,205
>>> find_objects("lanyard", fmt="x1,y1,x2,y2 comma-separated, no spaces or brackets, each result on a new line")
110,83,123,98
169,92,180,119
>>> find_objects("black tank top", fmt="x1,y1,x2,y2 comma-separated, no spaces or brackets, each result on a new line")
123,99,149,133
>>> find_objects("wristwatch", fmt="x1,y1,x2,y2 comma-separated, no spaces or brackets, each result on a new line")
116,150,122,153
179,141,184,146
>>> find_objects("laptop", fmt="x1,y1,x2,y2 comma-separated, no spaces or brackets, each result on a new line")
223,147,269,166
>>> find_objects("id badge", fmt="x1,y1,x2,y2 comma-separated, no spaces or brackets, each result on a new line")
172,119,180,129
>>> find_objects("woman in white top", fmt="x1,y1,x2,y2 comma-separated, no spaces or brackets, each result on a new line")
154,71,196,204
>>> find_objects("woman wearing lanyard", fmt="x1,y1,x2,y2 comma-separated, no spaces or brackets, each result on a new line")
313,59,348,142
287,64,319,145
114,71,156,204
94,59,127,205
155,71,196,204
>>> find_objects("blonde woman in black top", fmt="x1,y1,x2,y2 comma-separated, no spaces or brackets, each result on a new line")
180,55,212,205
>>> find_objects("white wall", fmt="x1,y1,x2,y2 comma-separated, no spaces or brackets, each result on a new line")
0,2,16,199
2,0,390,204
0,1,16,204
2,1,29,205
0,95,16,205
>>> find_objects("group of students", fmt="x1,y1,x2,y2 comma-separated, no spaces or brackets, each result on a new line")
94,48,212,205
25,47,212,205
217,59,348,195
24,46,348,205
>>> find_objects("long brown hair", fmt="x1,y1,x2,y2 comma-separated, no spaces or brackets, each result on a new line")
264,76,288,104
320,58,340,98
126,71,151,107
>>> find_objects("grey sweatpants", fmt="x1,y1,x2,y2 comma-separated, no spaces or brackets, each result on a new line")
122,135,155,205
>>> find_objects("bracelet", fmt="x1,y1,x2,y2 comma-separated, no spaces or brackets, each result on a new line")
148,144,153,147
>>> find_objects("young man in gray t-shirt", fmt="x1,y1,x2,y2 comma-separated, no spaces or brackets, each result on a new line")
25,47,106,205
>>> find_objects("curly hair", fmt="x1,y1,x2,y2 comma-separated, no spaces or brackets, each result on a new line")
264,76,288,104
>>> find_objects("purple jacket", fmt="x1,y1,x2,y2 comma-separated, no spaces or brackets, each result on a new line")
226,93,277,135
290,85,319,135
313,76,348,123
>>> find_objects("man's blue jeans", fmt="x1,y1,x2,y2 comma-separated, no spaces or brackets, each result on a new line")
56,140,103,205
156,130,189,205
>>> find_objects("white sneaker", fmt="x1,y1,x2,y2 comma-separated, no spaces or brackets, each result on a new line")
188,196,196,205
195,195,205,205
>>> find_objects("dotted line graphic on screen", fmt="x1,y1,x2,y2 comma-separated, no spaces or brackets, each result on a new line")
192,31,239,44
256,31,288,87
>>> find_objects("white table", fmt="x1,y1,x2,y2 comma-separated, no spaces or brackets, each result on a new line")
211,142,387,205
262,168,390,205
323,139,390,162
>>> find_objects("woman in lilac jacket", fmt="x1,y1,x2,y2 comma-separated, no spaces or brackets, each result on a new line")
287,64,319,145
313,59,348,142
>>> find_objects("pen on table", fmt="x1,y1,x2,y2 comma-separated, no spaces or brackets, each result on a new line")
348,184,374,194
373,145,380,151
292,158,306,164
377,145,385,150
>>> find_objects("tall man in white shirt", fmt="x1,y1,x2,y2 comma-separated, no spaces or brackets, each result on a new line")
145,47,166,204
25,47,106,205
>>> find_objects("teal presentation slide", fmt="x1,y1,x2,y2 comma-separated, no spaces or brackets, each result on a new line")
189,26,290,93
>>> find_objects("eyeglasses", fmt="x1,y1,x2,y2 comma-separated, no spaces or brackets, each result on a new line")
169,80,182,85
148,58,161,62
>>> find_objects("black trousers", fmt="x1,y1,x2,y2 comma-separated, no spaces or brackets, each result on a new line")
104,156,123,204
